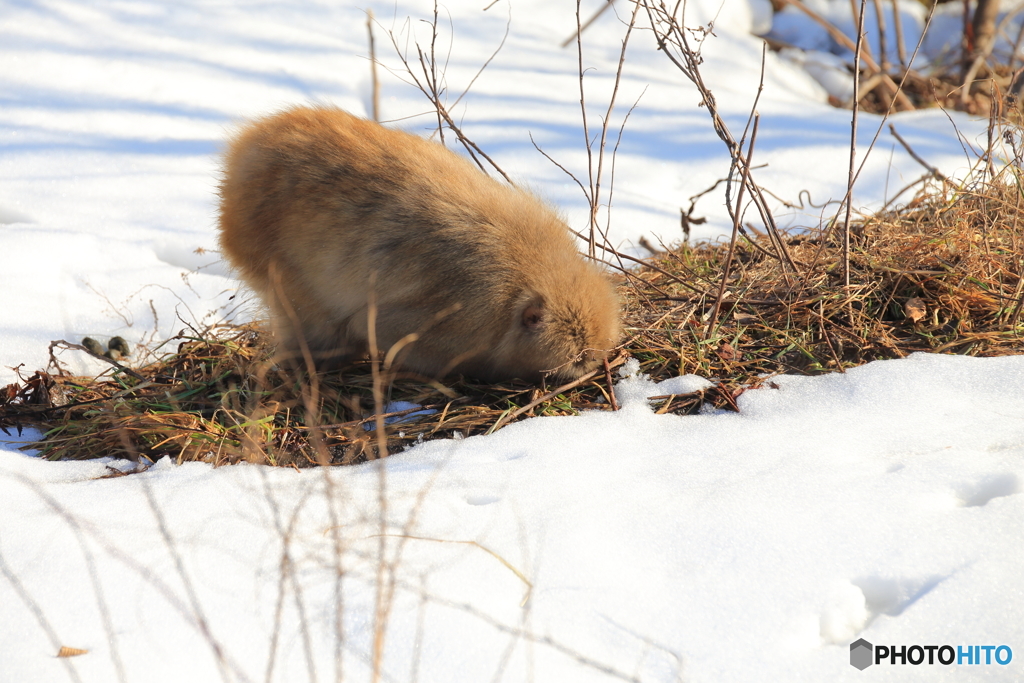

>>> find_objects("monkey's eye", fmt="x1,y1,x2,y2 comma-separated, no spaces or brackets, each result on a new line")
520,300,545,331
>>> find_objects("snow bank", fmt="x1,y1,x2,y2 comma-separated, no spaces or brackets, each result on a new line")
2,353,1023,681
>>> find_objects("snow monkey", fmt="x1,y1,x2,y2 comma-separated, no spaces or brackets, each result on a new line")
218,106,620,382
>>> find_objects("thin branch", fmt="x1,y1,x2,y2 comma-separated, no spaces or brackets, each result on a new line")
429,0,444,142
603,356,620,411
888,124,952,183
591,0,641,261
871,0,890,72
802,1,936,283
48,340,147,381
567,224,710,296
962,0,1002,102
575,0,597,258
367,10,380,121
384,9,514,184
890,0,907,68
641,2,798,278
367,282,390,683
842,0,868,288
529,132,588,198
489,353,627,432
450,3,511,110
774,0,914,110
602,86,648,274
707,113,759,338
561,0,619,48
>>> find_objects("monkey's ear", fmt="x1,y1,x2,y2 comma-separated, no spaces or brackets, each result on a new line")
521,297,546,331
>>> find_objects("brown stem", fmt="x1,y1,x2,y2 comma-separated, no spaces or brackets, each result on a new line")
604,356,620,411
871,0,890,72
775,0,914,110
561,0,619,48
843,0,868,289
489,353,627,432
890,0,908,68
706,113,759,339
367,10,380,122
888,124,952,184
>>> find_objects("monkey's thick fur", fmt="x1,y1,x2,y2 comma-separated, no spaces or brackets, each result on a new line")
218,106,620,381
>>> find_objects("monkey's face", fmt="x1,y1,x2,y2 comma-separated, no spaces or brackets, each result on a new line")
512,286,620,381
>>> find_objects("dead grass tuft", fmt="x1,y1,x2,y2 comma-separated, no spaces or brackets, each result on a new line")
630,173,1024,385
3,174,1023,466
856,66,1024,119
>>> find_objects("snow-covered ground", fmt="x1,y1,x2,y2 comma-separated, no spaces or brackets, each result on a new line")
2,0,1021,681
3,355,1023,682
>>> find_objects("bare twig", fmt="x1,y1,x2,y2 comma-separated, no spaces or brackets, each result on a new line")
707,113,760,338
367,282,390,683
364,534,533,604
367,10,380,121
879,172,933,211
48,340,147,381
802,2,935,283
888,124,952,183
489,353,626,432
601,87,648,275
963,0,1002,102
775,0,914,110
561,0,619,48
871,0,890,72
530,132,683,296
592,2,640,255
603,356,620,411
137,467,234,683
261,477,317,683
642,2,798,277
575,0,597,258
1010,18,1024,70
451,3,511,110
568,224,710,295
384,9,514,184
428,1,444,142
536,1,639,262
842,0,869,288
890,0,907,68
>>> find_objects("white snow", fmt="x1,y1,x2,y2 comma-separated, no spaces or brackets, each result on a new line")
763,0,1024,99
3,353,1023,681
2,0,1022,681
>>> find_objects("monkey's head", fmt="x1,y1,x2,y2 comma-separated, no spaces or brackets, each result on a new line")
491,274,621,382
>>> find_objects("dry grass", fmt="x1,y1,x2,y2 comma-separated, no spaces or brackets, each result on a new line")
3,173,1023,467
632,172,1024,379
855,65,1024,118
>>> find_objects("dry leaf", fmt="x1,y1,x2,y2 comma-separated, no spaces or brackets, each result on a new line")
57,646,89,658
904,297,926,322
717,342,740,361
733,311,757,325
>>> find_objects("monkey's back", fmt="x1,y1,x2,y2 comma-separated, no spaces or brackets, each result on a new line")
219,106,619,380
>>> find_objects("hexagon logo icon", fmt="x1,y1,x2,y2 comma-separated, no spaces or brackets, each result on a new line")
850,638,873,670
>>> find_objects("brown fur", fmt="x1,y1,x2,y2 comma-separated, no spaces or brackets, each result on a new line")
218,106,620,382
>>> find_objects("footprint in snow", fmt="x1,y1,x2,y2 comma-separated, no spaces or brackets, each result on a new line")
954,473,1020,507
